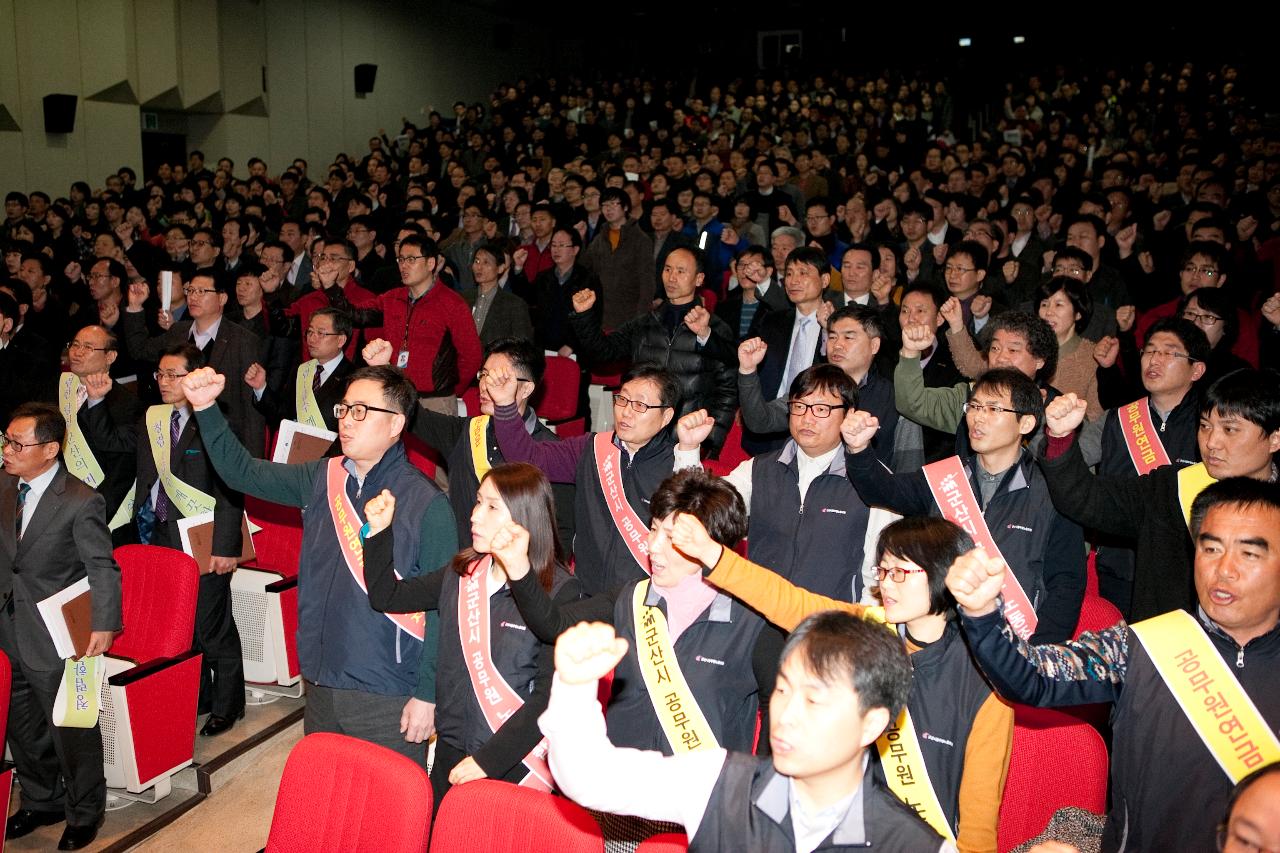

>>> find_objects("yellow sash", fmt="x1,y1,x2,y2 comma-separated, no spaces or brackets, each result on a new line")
295,360,327,429
469,415,492,480
1130,610,1280,783
52,656,103,728
60,374,136,531
1177,462,1216,529
632,581,718,753
857,607,956,839
145,405,216,518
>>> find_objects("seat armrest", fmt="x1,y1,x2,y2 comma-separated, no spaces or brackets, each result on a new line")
108,651,201,687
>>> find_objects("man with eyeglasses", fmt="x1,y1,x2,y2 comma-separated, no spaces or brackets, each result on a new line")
0,402,121,850
121,270,267,457
485,362,683,595
246,306,353,437
677,363,884,603
282,237,378,363
531,226,601,356
844,368,1086,642
1037,367,1279,621
68,258,126,337
579,187,654,331
1136,240,1260,368
188,226,222,275
133,344,246,736
59,325,142,547
179,363,456,764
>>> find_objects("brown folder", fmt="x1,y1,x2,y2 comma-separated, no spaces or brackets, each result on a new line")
287,431,336,464
60,590,94,660
182,512,257,575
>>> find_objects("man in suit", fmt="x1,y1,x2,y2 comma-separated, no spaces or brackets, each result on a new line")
246,306,355,435
61,325,143,547
464,243,534,347
2,402,121,850
120,270,267,457
135,344,245,736
750,246,842,402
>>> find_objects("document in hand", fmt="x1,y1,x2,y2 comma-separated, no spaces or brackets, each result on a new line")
178,511,259,574
37,576,92,660
273,419,338,464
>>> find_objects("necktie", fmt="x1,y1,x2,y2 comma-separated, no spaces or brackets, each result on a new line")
155,411,180,523
15,482,30,542
312,363,324,391
782,316,814,394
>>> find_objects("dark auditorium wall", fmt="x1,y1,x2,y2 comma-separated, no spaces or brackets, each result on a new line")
0,0,551,193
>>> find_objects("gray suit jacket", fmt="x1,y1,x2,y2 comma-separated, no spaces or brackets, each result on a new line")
0,466,122,671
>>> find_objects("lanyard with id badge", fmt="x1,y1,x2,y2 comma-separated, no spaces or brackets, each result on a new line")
398,293,423,368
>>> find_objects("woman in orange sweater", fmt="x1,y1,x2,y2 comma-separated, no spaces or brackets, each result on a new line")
671,512,1013,853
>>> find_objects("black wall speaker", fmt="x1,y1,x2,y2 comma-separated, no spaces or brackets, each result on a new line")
354,64,377,95
43,94,78,133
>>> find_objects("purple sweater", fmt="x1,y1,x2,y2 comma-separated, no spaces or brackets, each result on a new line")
493,402,591,483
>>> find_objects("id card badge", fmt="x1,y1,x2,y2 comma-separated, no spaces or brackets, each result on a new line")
396,350,410,368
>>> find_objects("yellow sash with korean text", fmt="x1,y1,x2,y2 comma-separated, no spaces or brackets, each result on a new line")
294,360,327,429
325,458,426,640
469,416,492,480
632,581,718,753
863,606,956,840
59,373,134,530
145,404,215,518
1177,463,1216,530
1130,610,1280,783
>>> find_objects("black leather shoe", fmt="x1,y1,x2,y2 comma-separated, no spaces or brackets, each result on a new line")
57,822,99,850
200,709,245,736
6,808,65,839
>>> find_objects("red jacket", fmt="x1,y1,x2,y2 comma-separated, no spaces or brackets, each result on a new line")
285,277,379,360
377,283,482,396
1136,296,1259,368
521,239,555,284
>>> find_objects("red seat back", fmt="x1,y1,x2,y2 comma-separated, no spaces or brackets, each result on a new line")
0,650,9,744
703,415,748,476
462,385,481,417
430,780,604,852
1074,593,1123,639
111,545,201,662
533,355,583,422
402,432,440,481
268,733,432,853
998,705,1108,851
637,832,688,852
244,495,303,578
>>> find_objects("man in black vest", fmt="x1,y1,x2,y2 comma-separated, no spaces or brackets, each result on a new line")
676,364,880,603
541,614,948,852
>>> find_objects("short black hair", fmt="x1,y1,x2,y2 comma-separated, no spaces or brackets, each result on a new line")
484,337,546,384
949,239,989,270
1179,289,1238,349
397,234,439,259
621,363,680,410
347,365,418,420
9,401,65,445
841,242,880,270
311,306,353,340
780,611,912,718
1052,245,1094,272
1201,369,1280,434
828,304,885,339
161,342,204,373
1145,316,1210,365
900,279,946,311
1190,478,1280,538
649,468,747,548
971,367,1045,435
788,363,857,410
987,311,1059,383
875,517,975,618
784,245,830,277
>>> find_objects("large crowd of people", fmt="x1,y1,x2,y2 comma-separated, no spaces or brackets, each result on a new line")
1,58,1277,852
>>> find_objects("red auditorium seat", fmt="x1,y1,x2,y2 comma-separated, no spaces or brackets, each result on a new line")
703,414,748,476
430,779,605,852
267,732,433,853
233,495,305,699
998,705,1109,851
403,431,442,481
534,354,587,435
637,832,689,852
101,545,203,801
0,649,9,745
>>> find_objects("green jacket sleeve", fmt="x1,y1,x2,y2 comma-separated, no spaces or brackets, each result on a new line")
194,405,318,507
412,493,459,703
893,353,966,434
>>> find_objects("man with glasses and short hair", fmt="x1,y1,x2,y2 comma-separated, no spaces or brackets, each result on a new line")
1,402,121,850
178,363,457,764
121,270,267,456
580,187,654,331
283,238,379,363
246,306,355,435
60,325,142,546
134,343,246,736
844,368,1087,642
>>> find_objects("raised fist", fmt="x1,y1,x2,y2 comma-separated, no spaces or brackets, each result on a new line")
363,338,394,367
945,548,1006,617
179,367,227,411
363,489,396,536
675,408,716,450
554,622,629,686
1044,392,1088,438
244,362,267,391
1115,305,1136,333
840,409,880,454
571,288,596,314
737,337,767,373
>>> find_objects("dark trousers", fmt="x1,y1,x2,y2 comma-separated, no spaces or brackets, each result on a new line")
152,520,245,717
429,736,467,818
0,606,106,825
303,681,427,765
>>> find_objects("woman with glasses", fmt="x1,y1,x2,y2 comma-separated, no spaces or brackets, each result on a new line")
669,510,1014,852
359,463,583,810
1179,288,1250,387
